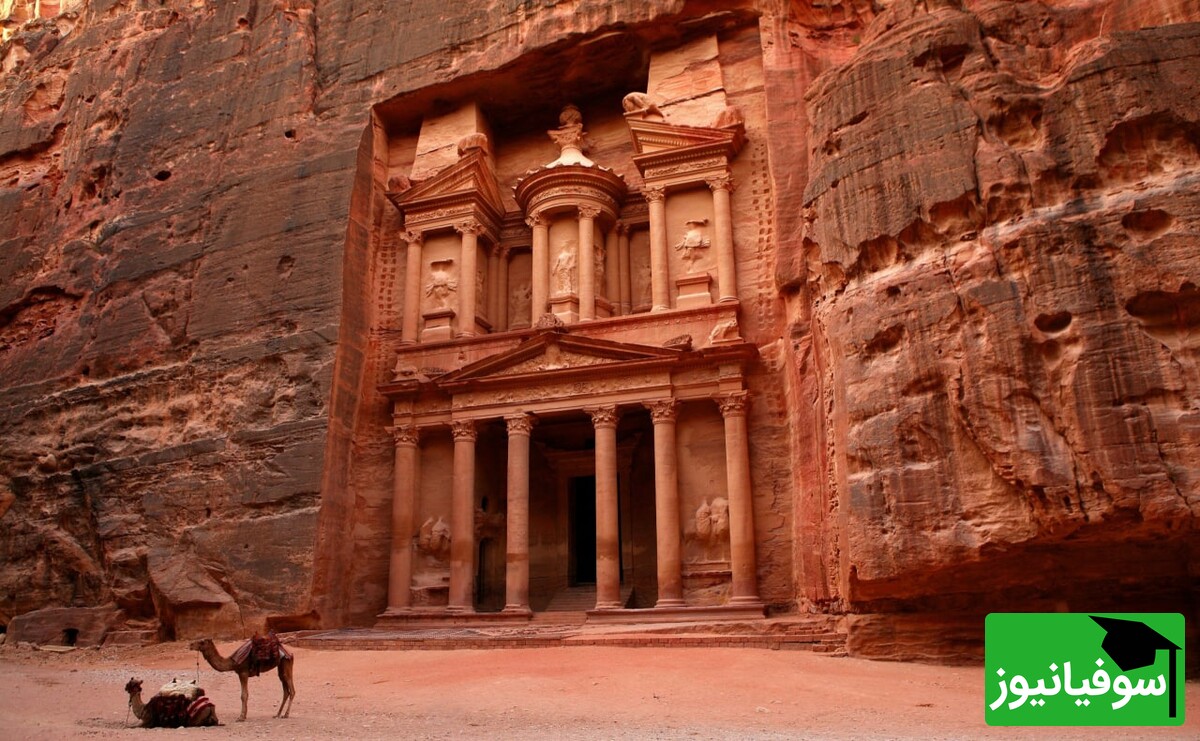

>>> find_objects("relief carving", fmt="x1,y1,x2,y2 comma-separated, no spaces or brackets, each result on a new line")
510,281,532,321
674,218,711,272
708,319,742,345
621,92,662,118
417,516,451,558
694,497,730,544
457,132,489,157
425,259,457,309
551,239,577,296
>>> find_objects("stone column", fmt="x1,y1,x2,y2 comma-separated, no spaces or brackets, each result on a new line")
617,222,631,315
503,414,534,613
487,247,501,327
400,230,424,344
588,405,621,610
645,187,670,312
717,392,760,604
386,424,419,610
449,419,477,612
605,226,619,313
528,212,549,324
578,205,600,321
497,247,510,332
708,175,738,303
454,220,481,337
646,399,683,607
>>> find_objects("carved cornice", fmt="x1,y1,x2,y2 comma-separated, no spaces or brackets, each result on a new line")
451,419,478,441
505,414,536,436
586,405,619,429
716,392,749,418
645,398,678,423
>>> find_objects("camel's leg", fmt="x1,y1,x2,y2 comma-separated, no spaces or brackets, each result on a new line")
276,658,295,718
238,673,249,721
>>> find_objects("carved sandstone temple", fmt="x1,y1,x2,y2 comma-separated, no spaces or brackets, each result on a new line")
314,28,795,624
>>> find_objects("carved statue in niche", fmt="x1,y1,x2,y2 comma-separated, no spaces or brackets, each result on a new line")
692,497,730,561
551,239,577,295
674,219,711,272
594,241,606,292
476,268,486,316
510,281,531,321
425,259,457,310
417,516,451,558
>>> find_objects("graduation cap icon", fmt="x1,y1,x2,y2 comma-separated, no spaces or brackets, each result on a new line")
1091,615,1181,718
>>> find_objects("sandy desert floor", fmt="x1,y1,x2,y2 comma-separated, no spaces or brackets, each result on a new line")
1,640,1197,740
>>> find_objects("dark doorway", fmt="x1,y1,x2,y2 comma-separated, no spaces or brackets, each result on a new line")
569,475,597,585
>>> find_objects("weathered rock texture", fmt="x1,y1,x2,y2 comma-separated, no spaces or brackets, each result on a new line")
1,0,1198,660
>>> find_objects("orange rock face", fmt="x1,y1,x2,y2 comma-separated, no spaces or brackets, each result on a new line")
1,0,1197,660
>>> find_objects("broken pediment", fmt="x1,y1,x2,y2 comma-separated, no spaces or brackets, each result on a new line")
387,145,506,232
624,115,745,188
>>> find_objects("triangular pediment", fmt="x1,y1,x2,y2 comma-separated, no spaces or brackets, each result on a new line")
626,117,745,158
437,331,682,387
387,148,505,224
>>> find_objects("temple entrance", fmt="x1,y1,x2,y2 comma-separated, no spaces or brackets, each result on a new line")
569,475,597,585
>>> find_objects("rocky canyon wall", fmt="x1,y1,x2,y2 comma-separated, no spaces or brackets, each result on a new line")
2,0,1198,663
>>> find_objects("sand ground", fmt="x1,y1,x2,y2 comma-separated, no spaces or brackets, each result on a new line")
1,641,1196,739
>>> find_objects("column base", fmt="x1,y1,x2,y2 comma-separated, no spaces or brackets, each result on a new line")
445,605,476,614
729,596,764,607
717,295,739,304
592,601,624,611
502,605,532,616
655,597,686,608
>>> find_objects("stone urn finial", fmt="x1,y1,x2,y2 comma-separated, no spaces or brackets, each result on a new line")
548,105,590,165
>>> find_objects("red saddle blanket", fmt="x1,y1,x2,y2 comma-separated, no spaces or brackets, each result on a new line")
229,633,292,677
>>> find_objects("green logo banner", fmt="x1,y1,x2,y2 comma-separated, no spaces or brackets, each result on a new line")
985,613,1185,726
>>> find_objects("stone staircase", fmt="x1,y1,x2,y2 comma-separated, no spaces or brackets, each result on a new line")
541,584,635,613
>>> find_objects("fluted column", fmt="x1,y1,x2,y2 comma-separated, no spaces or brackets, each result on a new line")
528,212,549,324
455,220,481,337
708,175,738,303
645,187,670,312
646,399,683,607
717,392,760,604
504,414,534,613
617,222,631,315
578,205,599,321
497,247,510,332
400,230,424,344
449,420,477,611
604,225,619,313
588,405,621,610
386,424,419,610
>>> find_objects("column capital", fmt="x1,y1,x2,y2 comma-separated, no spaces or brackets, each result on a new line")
645,398,678,423
615,221,630,236
706,174,735,193
578,204,602,220
716,391,749,418
450,419,478,441
586,405,619,429
525,211,548,229
400,229,424,246
454,219,483,236
390,424,420,447
643,186,666,203
505,414,536,436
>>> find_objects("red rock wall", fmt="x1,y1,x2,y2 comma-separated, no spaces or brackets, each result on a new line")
781,0,1200,659
2,0,1198,657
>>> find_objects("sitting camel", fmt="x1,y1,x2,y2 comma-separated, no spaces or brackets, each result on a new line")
188,634,295,721
124,678,219,728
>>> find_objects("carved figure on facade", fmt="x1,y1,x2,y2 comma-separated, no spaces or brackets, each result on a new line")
510,280,532,321
425,259,458,310
387,174,412,193
456,132,489,157
417,516,452,557
708,318,742,345
622,92,663,120
674,218,711,272
690,497,731,562
594,240,606,292
712,105,745,129
476,268,486,316
551,239,577,296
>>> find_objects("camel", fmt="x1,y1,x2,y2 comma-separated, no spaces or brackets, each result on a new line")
124,678,219,728
188,635,295,721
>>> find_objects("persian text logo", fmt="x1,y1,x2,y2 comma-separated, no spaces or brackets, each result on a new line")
985,613,1185,726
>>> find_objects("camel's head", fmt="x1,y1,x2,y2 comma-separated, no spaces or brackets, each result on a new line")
124,678,143,695
187,638,213,652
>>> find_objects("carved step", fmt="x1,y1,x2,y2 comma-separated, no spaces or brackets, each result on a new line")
543,584,633,612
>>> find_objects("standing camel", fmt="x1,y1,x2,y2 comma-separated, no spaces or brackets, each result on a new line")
188,635,295,721
124,678,219,727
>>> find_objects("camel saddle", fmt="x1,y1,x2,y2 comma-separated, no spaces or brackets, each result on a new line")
144,693,193,728
230,632,292,677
